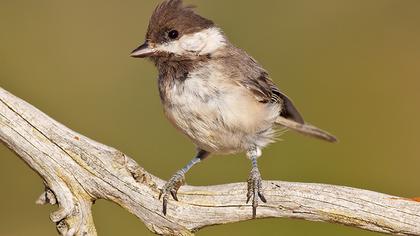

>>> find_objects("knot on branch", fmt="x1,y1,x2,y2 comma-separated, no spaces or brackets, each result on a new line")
124,155,157,188
37,183,96,236
37,187,57,205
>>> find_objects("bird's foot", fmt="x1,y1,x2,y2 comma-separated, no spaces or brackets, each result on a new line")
159,170,185,215
246,167,267,218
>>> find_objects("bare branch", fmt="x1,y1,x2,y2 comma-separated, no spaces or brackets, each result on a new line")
0,86,419,236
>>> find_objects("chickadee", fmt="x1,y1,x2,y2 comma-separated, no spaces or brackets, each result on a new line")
131,0,337,218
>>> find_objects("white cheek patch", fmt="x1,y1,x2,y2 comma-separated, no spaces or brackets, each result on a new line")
180,31,207,53
193,27,227,55
156,41,183,55
155,27,226,56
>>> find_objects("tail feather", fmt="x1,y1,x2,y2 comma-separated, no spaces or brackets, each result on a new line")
275,116,338,143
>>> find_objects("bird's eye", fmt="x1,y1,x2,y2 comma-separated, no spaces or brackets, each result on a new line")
168,30,179,40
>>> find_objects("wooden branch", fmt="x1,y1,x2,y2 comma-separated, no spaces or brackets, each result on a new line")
0,87,419,236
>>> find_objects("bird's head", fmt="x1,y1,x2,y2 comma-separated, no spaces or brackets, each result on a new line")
131,0,227,62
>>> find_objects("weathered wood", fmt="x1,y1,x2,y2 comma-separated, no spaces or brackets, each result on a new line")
0,86,419,236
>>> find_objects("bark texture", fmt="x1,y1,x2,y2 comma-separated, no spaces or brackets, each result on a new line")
0,87,419,236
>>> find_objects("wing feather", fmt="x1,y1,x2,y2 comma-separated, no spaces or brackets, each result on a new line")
222,47,337,142
225,48,304,124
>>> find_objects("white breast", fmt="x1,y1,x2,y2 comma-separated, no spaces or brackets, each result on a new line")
162,63,280,154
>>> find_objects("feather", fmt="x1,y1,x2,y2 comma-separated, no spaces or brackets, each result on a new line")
275,116,337,143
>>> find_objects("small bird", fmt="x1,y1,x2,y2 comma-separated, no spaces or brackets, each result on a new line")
131,0,337,218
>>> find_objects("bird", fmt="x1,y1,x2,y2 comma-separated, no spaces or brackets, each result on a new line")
131,0,337,218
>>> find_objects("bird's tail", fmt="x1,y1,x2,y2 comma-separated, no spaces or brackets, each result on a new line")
275,116,337,143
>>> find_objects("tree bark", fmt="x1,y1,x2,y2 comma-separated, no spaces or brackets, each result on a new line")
0,87,419,236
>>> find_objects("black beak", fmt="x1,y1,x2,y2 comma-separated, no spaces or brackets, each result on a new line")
130,42,155,58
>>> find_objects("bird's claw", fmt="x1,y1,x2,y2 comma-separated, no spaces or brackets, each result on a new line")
159,171,185,215
246,167,266,218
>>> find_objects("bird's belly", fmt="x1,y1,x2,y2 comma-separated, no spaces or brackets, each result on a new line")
162,77,280,154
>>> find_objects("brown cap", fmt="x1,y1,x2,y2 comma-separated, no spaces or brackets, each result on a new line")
145,0,214,44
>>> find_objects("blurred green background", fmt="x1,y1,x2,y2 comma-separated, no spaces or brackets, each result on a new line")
1,0,419,235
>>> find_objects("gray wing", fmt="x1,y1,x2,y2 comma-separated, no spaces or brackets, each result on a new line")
226,48,304,124
225,48,337,142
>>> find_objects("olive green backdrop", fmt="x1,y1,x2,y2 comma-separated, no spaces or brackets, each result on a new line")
1,0,419,235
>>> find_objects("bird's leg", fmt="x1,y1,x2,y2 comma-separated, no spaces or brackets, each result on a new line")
246,147,267,218
159,149,209,215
